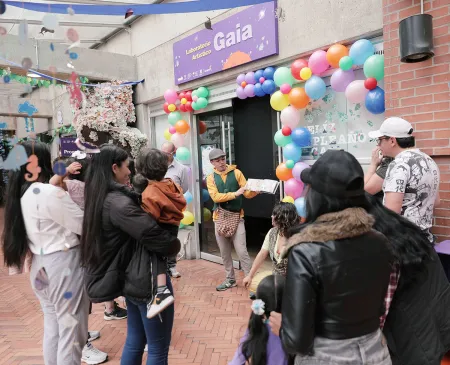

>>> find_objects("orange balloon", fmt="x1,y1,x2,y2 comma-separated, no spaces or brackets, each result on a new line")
199,121,207,134
326,44,349,68
175,120,190,134
276,163,294,181
288,88,310,109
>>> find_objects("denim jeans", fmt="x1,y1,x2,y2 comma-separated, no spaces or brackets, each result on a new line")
121,276,174,365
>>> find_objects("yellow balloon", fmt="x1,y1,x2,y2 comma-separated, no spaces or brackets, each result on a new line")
181,211,194,225
164,129,172,141
168,104,177,112
282,196,295,204
300,67,312,80
270,91,290,111
181,98,187,105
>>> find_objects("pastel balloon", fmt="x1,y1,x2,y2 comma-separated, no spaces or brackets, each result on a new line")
300,67,312,81
175,120,190,134
254,70,264,82
305,76,326,100
263,67,276,80
262,80,276,94
168,111,182,126
164,129,172,141
274,130,292,147
276,163,294,181
308,50,329,75
245,72,256,85
339,56,353,71
363,54,384,81
330,69,355,92
197,97,208,109
291,127,312,148
345,80,369,103
285,178,304,200
254,83,266,97
280,84,292,94
236,74,246,85
349,39,375,65
236,86,247,99
288,88,310,109
184,191,193,204
365,86,385,114
282,196,295,204
270,91,290,111
292,161,309,182
280,106,300,129
171,133,185,148
168,104,177,112
176,146,190,162
326,44,349,68
291,59,309,80
181,211,194,225
283,143,302,162
274,67,294,87
196,86,209,98
244,84,255,97
164,89,178,104
285,160,295,169
169,126,176,134
294,197,306,217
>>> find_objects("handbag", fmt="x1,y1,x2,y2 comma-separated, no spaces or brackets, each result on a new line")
216,206,241,238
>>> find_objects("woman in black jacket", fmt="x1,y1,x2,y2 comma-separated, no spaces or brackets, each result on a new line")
80,145,180,365
275,150,393,364
367,194,450,365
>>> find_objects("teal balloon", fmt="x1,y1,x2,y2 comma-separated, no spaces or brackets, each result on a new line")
283,143,302,162
364,55,384,81
180,223,186,229
286,160,295,169
274,130,292,147
196,87,209,98
184,191,193,204
339,56,353,71
192,101,199,110
168,111,182,126
192,89,198,97
197,97,208,109
176,147,190,162
274,67,294,87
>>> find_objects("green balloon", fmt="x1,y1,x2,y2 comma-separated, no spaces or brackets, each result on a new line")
192,89,198,97
274,67,294,87
168,111,182,126
180,223,186,229
363,55,384,81
197,97,208,109
274,130,292,147
176,147,190,162
196,86,209,98
191,101,199,110
285,160,295,169
203,207,212,222
339,56,353,71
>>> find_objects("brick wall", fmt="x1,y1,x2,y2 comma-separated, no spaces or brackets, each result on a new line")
383,0,450,242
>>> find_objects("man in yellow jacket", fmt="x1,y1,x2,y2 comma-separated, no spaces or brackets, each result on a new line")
206,148,258,291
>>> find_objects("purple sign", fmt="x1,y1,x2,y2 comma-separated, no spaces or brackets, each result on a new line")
173,2,278,85
60,137,78,157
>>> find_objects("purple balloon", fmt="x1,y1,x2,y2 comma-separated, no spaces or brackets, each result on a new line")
245,72,256,85
330,69,355,92
284,178,304,200
236,74,246,85
292,162,309,182
236,86,247,99
244,84,255,97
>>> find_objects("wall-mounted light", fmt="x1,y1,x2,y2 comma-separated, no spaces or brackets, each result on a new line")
399,0,434,63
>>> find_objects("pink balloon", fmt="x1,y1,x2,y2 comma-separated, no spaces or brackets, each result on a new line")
292,162,309,182
284,178,304,200
192,95,198,102
171,133,185,148
280,106,300,129
330,69,355,92
280,84,292,94
345,80,369,103
236,86,247,99
169,126,176,134
164,89,178,104
308,50,330,75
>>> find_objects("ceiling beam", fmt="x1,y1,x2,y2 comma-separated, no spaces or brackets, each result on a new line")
0,18,128,28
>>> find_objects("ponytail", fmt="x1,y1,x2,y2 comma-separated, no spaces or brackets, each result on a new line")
242,313,269,365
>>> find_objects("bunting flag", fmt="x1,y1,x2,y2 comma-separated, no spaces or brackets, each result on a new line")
4,0,274,15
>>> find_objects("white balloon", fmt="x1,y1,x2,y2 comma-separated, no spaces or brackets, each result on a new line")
345,80,369,104
280,106,301,129
171,133,185,148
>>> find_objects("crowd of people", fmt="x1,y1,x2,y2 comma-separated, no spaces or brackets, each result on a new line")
2,116,450,365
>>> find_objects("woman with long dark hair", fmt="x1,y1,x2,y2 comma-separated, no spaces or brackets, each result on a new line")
81,144,180,365
230,275,288,365
270,150,393,364
366,194,450,365
2,141,90,364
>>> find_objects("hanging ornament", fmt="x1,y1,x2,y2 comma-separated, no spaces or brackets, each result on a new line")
42,14,59,30
25,155,41,182
21,57,33,70
67,28,79,43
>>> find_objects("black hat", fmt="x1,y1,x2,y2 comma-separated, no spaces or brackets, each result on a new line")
300,150,365,198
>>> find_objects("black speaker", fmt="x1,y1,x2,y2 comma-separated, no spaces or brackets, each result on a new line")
399,13,434,63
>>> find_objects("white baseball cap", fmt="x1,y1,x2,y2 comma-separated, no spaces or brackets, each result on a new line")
368,117,414,139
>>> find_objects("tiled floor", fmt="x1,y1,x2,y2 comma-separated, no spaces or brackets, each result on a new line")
0,256,251,364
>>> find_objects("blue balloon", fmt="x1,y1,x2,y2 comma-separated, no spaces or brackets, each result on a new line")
254,83,266,97
254,69,264,83
263,67,275,80
294,197,306,217
283,143,302,162
262,80,276,95
305,76,326,100
291,127,312,148
349,39,375,65
202,188,210,202
184,191,193,204
365,86,385,115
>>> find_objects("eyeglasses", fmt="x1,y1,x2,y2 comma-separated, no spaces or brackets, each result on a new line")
376,137,390,146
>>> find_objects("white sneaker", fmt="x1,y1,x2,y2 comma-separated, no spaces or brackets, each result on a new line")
169,267,181,278
146,289,175,319
88,331,100,342
144,344,148,352
82,343,108,364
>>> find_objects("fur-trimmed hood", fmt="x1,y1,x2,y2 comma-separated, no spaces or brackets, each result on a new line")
283,208,375,258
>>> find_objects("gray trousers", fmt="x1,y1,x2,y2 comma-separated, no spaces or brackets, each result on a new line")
295,330,392,365
215,219,252,281
30,247,90,365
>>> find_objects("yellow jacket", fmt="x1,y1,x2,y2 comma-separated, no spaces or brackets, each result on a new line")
206,165,257,221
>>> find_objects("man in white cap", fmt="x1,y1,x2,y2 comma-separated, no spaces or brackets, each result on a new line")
368,117,440,242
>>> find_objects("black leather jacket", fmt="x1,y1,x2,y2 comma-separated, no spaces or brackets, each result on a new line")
281,208,393,355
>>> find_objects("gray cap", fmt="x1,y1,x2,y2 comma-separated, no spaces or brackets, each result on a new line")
209,148,226,161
